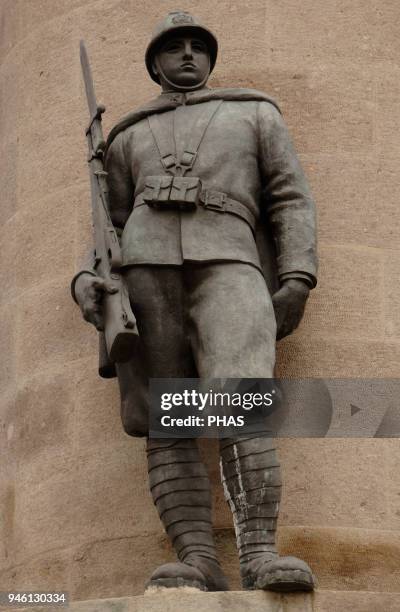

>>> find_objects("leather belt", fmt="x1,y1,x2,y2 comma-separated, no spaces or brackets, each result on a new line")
134,189,257,234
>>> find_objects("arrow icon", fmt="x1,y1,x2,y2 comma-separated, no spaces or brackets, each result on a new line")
350,404,361,416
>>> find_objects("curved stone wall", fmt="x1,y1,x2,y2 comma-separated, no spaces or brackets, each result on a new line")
0,0,399,600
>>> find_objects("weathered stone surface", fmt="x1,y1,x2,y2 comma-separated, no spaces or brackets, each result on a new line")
0,391,17,484
375,62,400,157
268,62,373,156
278,439,389,530
0,0,19,58
299,245,383,341
383,250,400,339
15,280,97,380
0,216,17,306
278,336,400,378
0,477,16,571
12,444,157,564
0,51,19,132
314,589,400,612
72,357,125,453
10,368,76,484
302,154,399,251
276,337,386,378
0,137,17,226
381,342,400,377
0,547,71,599
69,535,174,600
15,186,77,293
267,1,400,64
16,0,89,40
0,302,16,391
374,157,400,248
278,526,400,592
383,439,400,530
15,21,82,207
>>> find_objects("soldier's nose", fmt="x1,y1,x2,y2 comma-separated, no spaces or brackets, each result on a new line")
183,41,193,59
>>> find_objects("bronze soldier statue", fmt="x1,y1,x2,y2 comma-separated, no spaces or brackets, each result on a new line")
72,10,318,593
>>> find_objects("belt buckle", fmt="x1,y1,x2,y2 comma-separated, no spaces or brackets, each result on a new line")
203,191,226,212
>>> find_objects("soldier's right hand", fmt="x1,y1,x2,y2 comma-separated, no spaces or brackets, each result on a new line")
74,274,118,332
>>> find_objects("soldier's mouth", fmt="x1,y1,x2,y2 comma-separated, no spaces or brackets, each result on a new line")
181,63,196,69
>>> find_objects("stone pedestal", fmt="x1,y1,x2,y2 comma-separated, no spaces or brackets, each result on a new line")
8,589,400,612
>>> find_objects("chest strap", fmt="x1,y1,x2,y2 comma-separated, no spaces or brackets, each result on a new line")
147,100,223,176
134,189,257,234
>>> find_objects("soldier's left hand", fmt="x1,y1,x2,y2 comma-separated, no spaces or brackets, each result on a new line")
272,279,310,340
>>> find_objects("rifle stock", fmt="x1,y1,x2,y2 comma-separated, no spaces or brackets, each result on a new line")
80,40,138,363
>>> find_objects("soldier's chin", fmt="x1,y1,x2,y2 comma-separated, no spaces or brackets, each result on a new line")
174,71,205,88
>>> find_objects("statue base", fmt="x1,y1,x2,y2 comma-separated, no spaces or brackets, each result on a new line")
11,589,400,612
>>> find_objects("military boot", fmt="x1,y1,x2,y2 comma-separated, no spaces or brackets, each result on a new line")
146,438,229,591
219,435,315,592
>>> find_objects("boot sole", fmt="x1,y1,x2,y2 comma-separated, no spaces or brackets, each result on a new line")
256,568,315,592
145,577,207,591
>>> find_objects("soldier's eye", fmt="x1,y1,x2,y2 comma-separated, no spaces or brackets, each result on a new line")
192,42,206,52
165,43,182,53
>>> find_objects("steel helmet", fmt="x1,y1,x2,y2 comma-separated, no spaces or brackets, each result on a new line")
145,11,218,84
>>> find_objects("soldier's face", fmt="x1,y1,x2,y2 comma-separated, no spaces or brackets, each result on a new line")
154,36,210,90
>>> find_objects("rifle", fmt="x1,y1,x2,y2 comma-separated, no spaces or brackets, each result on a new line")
80,40,138,363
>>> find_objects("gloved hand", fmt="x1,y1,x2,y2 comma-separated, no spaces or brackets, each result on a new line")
272,278,310,340
73,273,118,331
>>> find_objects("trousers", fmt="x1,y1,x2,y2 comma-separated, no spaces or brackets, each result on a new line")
115,262,277,436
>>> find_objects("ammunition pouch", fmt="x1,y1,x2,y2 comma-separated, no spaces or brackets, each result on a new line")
143,175,202,211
